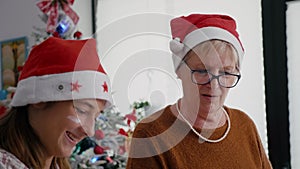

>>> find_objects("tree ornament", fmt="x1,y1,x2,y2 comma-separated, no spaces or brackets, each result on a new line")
94,145,105,155
36,0,79,33
73,31,82,39
33,0,82,44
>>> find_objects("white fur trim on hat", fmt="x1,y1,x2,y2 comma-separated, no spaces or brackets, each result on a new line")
169,37,184,54
10,70,113,107
170,27,244,70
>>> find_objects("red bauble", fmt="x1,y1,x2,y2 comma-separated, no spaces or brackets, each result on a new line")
0,106,7,117
73,31,82,39
94,145,105,154
52,31,60,38
94,129,105,140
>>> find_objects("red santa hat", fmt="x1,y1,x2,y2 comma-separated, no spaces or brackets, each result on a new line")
169,14,244,70
11,37,113,107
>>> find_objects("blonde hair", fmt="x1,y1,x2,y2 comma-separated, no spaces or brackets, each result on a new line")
184,39,240,70
0,106,71,169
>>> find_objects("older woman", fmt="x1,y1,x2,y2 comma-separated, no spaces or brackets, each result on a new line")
0,37,112,169
126,14,273,168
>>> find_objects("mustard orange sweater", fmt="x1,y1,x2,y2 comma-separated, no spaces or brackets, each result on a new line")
126,106,272,169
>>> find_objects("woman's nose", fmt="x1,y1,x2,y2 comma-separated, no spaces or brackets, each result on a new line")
80,119,95,137
208,77,220,89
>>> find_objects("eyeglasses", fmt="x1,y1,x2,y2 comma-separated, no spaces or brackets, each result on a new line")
187,67,241,88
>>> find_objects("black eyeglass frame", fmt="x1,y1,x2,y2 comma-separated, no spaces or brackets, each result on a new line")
180,59,241,88
189,69,241,88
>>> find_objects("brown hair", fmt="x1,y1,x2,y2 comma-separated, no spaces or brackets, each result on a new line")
0,106,71,169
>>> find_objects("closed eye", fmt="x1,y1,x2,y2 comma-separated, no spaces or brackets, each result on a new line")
74,107,88,115
193,69,208,74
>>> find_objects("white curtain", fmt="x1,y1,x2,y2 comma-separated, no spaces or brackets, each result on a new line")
286,1,300,168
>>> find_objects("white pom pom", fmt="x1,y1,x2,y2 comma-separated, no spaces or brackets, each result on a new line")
169,37,184,54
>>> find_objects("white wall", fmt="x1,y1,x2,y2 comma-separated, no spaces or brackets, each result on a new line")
96,0,268,150
286,1,300,168
0,0,92,48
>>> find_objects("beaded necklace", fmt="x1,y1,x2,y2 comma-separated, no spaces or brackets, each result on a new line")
175,102,230,143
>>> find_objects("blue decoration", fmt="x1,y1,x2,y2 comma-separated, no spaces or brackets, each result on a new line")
0,90,8,100
55,15,76,37
56,18,70,35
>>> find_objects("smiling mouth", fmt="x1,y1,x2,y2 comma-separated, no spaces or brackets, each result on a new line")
66,131,79,144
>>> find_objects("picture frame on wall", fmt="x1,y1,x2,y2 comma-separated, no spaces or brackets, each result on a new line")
0,36,28,90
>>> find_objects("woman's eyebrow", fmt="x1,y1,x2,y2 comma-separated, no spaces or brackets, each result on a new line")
223,66,235,70
75,101,96,110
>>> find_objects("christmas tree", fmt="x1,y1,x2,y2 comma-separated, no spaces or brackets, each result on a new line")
69,101,150,169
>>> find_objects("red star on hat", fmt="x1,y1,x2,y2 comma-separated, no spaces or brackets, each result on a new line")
71,80,82,92
102,81,108,93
